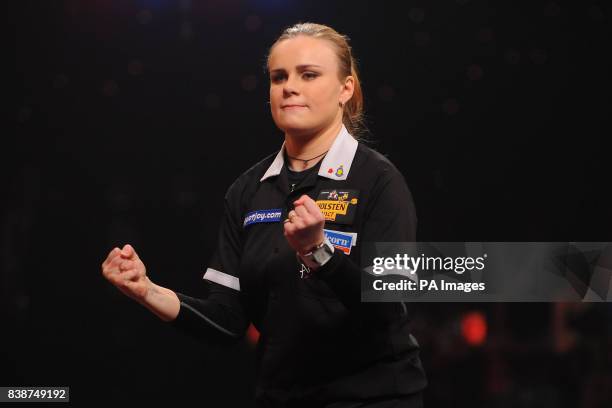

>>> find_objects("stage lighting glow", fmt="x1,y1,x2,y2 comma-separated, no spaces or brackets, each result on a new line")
467,64,483,81
461,311,487,346
247,323,260,346
442,98,460,115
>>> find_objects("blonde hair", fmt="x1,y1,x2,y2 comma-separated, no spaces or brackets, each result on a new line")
266,22,366,139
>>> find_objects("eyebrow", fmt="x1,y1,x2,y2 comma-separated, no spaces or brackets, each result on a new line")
269,64,323,73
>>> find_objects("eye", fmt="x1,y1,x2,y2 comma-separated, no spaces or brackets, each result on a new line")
270,73,286,83
302,72,319,80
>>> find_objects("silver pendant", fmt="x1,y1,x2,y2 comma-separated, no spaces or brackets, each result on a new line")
299,262,311,279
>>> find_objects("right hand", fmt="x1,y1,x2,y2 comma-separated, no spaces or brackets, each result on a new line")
101,244,151,302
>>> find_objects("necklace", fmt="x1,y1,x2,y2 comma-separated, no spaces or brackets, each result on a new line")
286,150,329,170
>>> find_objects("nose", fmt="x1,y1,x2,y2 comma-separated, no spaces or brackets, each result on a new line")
283,74,300,97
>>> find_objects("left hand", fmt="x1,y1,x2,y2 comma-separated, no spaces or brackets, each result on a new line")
283,194,325,255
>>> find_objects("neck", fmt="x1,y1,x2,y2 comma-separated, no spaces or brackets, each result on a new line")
284,121,342,171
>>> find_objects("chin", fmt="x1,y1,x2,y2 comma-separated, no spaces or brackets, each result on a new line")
277,120,313,134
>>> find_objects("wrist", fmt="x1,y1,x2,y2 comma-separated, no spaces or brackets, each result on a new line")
299,239,323,256
298,237,335,270
141,277,157,304
142,280,180,322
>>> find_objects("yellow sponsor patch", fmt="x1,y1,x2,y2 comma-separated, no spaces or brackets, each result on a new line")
316,189,359,224
317,200,349,221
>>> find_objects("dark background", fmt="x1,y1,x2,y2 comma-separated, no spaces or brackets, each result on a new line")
7,0,611,406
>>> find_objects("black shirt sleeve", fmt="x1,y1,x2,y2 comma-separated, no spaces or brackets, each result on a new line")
169,181,249,345
315,165,417,328
171,283,248,345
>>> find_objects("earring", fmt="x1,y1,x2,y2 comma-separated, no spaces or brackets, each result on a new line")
339,101,344,107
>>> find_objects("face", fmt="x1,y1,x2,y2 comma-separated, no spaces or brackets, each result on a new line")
268,36,353,137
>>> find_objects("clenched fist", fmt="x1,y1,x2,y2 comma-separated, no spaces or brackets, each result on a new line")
101,244,151,302
283,194,326,255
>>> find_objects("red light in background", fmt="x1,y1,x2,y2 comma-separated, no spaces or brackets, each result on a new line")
461,311,487,346
246,323,260,346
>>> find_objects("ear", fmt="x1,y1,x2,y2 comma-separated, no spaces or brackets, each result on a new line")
340,76,355,105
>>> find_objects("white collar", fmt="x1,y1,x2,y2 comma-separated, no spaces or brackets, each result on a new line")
260,124,358,182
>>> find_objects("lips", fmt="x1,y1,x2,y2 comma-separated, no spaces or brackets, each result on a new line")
281,104,307,109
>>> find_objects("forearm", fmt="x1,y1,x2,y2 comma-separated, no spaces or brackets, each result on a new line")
169,284,249,345
139,280,181,322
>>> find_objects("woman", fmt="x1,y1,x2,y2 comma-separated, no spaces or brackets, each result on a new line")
101,22,427,407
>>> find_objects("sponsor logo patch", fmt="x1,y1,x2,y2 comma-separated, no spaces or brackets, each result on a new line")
316,189,359,224
243,208,283,227
324,229,358,255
